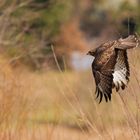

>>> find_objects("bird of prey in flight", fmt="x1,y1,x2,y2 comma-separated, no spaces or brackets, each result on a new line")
87,35,139,103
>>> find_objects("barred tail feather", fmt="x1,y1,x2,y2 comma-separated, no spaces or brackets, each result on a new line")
116,35,139,49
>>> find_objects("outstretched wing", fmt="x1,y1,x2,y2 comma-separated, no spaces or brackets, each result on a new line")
115,35,139,49
92,69,113,103
92,50,117,103
113,49,130,91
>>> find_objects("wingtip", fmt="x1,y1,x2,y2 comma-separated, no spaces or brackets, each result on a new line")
95,87,113,103
99,92,103,104
107,93,111,101
104,94,108,102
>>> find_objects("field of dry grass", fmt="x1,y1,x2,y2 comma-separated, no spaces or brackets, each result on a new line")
0,48,140,140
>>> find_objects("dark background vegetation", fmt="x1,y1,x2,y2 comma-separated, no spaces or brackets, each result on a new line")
0,0,139,70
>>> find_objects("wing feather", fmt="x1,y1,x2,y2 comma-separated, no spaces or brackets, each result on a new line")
92,47,117,103
113,50,130,91
92,69,114,103
115,35,139,49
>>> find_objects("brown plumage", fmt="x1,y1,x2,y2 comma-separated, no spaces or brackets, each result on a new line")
87,35,139,103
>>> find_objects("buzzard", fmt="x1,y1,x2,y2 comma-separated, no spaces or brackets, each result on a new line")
87,35,139,103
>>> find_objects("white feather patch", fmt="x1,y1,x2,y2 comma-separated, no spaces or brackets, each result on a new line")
113,51,129,90
113,69,128,87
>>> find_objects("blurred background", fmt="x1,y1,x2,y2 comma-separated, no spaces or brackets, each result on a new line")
0,0,140,140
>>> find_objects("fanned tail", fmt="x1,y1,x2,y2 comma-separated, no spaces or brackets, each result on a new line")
116,34,139,49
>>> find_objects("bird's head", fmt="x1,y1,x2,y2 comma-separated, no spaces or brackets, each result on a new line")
87,49,96,56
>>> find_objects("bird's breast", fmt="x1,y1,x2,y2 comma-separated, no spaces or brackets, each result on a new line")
93,47,115,70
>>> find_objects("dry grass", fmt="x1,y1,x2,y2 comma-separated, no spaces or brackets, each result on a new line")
0,48,139,139
0,1,139,139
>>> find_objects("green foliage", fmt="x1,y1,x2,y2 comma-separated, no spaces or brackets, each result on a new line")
119,1,135,11
136,4,140,34
0,0,74,69
1,0,140,69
